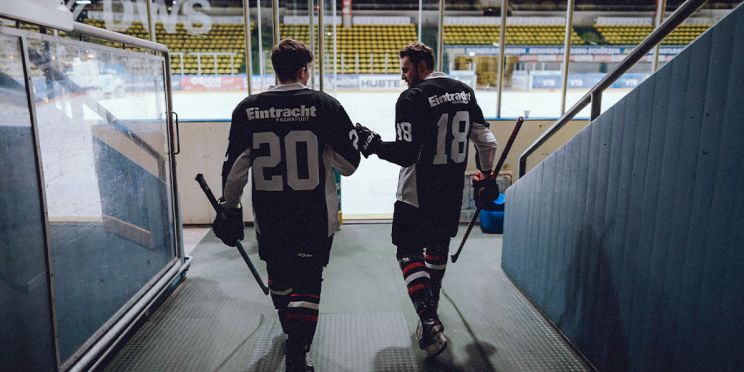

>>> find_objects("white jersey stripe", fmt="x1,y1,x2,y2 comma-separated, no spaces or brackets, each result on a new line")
323,147,339,236
471,122,498,171
224,148,252,207
425,263,447,270
288,301,320,310
396,164,419,207
329,146,358,175
404,271,430,285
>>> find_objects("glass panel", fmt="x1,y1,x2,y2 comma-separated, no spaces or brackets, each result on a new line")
26,36,176,362
443,2,499,118
656,0,743,70
566,0,742,116
253,0,276,93
323,0,340,95
444,1,575,119
335,2,420,217
0,34,57,372
269,1,332,92
72,0,155,41
565,1,655,117
76,0,250,120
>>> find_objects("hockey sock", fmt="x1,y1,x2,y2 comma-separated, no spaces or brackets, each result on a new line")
285,253,324,349
286,292,320,347
425,242,449,312
397,254,436,320
268,279,292,334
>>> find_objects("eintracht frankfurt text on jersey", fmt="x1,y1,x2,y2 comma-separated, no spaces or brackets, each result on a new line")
246,105,318,122
427,90,472,107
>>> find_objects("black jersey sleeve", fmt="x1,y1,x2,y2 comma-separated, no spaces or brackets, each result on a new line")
222,104,251,190
321,97,361,175
374,89,424,167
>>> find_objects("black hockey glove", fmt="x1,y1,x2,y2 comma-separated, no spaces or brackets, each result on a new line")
355,123,381,158
472,171,500,209
213,202,244,247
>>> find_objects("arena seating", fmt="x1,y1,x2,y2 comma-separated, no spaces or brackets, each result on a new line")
82,19,417,75
76,16,709,76
83,19,246,75
279,24,418,74
595,24,710,45
443,25,582,45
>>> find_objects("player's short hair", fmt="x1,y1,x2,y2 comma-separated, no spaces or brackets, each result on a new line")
399,42,435,71
271,39,314,82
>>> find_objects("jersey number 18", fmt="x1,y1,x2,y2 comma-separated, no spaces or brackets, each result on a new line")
433,111,470,165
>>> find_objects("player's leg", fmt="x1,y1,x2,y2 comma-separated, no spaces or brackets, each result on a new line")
266,262,292,335
393,202,435,319
260,234,292,335
284,236,333,372
424,204,460,316
395,244,434,320
425,238,450,314
392,201,446,357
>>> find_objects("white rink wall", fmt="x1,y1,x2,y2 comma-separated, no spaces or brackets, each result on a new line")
173,89,616,221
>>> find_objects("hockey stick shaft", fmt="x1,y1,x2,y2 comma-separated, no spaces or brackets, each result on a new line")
195,174,270,295
451,117,524,263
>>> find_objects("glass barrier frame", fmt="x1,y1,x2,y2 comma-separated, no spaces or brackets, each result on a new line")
0,28,61,370
0,22,188,371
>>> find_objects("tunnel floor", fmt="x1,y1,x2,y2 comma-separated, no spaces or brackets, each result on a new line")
103,224,591,372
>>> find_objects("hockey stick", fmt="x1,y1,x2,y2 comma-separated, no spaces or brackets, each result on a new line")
195,174,270,295
451,116,525,263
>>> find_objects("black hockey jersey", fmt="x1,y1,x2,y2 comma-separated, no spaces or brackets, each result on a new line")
375,73,497,211
222,83,360,244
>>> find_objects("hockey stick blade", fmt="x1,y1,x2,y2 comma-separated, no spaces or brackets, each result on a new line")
451,117,525,263
195,174,270,295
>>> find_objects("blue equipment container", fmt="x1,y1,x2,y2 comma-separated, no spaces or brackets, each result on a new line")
479,193,505,233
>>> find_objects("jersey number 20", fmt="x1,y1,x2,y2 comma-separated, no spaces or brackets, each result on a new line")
253,130,320,191
433,111,470,164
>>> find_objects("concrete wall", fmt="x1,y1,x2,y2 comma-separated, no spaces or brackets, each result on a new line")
502,4,744,371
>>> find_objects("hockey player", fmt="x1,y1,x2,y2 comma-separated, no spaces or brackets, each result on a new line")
212,39,361,371
355,42,499,358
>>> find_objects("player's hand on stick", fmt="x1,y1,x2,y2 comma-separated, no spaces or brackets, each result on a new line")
472,171,500,209
213,201,244,247
355,123,381,158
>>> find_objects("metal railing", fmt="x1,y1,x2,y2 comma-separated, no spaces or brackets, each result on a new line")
518,0,709,177
72,21,167,52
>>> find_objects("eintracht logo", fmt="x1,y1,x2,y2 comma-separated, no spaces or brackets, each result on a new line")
246,105,318,122
428,91,471,107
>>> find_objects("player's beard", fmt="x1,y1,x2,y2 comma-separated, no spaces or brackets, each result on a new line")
408,73,423,87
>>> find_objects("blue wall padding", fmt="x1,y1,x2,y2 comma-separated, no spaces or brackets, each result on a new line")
502,4,744,371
